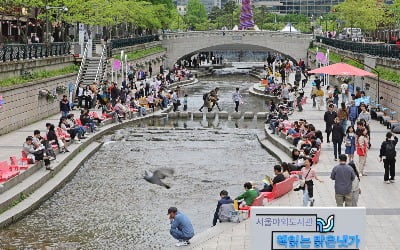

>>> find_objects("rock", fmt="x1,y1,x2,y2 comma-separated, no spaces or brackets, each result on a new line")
243,112,254,119
205,112,216,119
193,112,204,119
218,111,229,119
256,112,267,119
231,112,242,119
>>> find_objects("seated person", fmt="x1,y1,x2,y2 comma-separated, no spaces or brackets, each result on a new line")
103,102,121,122
260,165,286,192
59,117,83,142
168,207,194,247
67,114,86,139
281,162,291,179
288,149,304,171
23,136,52,170
212,190,234,226
46,123,69,153
114,99,128,118
234,182,258,208
80,109,96,133
33,130,56,160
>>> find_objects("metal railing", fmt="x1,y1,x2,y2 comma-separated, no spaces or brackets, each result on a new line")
94,44,107,83
0,42,71,62
73,42,89,99
316,36,400,59
110,35,159,49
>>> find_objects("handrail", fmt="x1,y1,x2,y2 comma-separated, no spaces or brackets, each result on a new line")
72,42,89,100
94,44,107,83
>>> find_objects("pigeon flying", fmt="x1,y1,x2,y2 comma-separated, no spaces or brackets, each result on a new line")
143,168,175,189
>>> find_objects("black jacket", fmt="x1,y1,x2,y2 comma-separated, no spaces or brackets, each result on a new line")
60,100,70,112
332,124,345,142
380,136,398,159
324,111,337,130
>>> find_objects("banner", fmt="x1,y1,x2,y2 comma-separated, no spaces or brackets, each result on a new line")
113,60,121,71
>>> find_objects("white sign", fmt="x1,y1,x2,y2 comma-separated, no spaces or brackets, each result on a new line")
250,207,366,250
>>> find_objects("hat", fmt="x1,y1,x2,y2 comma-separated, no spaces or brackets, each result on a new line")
167,207,177,215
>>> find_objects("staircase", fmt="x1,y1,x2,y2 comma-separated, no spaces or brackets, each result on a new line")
80,57,101,85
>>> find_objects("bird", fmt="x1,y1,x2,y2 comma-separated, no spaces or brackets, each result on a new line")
143,168,175,189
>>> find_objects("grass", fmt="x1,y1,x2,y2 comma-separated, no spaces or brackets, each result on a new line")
0,64,79,87
114,46,165,61
309,46,400,84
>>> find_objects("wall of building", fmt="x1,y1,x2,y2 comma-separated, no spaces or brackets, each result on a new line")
0,55,75,80
0,74,76,135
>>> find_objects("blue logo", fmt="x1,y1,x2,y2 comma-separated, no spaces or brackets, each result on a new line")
316,215,334,233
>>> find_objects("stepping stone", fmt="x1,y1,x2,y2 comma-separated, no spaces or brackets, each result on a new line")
206,112,216,119
179,112,189,118
168,112,178,119
256,112,267,119
231,112,242,119
243,112,254,119
193,112,204,119
218,111,229,119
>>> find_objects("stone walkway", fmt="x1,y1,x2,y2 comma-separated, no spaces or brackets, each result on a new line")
192,73,400,249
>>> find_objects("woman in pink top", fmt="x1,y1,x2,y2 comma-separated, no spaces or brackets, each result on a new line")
301,158,323,206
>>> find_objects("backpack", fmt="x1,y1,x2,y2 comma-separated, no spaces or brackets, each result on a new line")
385,141,396,159
203,93,209,101
218,203,235,222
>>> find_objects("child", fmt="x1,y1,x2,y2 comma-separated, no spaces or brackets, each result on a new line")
183,94,188,111
345,126,356,161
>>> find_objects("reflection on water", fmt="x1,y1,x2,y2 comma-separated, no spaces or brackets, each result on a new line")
0,75,278,249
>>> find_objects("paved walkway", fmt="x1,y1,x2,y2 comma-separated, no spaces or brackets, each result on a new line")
192,73,400,249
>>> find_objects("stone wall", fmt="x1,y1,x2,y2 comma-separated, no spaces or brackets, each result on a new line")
0,73,76,135
0,55,75,79
111,41,162,56
309,50,400,120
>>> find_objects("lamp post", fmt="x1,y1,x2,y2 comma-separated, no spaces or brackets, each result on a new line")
45,5,68,43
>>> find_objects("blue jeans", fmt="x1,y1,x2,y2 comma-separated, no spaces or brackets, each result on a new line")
303,189,310,206
61,111,69,118
340,119,347,133
333,141,342,159
170,228,193,241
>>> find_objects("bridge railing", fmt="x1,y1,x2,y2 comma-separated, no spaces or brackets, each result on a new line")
110,35,159,49
316,36,400,59
162,30,312,40
0,42,71,63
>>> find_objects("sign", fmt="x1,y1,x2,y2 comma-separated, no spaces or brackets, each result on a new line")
113,60,121,71
250,207,366,250
0,95,3,109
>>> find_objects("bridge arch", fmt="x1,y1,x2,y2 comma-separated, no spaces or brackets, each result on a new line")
161,31,312,68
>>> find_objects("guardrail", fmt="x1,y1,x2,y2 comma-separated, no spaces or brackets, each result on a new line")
110,35,159,49
162,31,312,40
316,36,400,59
72,42,89,102
95,44,107,83
0,42,71,63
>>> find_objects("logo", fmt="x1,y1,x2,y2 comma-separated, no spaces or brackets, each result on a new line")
316,215,334,233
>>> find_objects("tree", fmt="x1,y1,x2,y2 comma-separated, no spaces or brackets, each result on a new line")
185,0,208,30
334,0,386,31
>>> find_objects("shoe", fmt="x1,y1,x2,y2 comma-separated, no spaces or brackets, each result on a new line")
334,158,337,161
309,198,315,207
390,180,395,183
65,149,70,152
49,156,56,161
362,173,367,176
175,241,189,247
46,165,55,171
75,140,82,144
385,180,391,184
80,136,87,139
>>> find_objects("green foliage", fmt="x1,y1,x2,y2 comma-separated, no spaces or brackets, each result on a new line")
0,65,79,87
114,46,165,61
376,66,400,84
185,0,208,30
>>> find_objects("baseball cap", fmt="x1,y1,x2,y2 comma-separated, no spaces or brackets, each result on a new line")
167,207,177,215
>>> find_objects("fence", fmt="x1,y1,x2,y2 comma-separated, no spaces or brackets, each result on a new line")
0,42,71,63
110,35,159,49
316,36,400,59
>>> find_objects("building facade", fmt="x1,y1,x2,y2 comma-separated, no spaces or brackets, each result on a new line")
254,0,345,16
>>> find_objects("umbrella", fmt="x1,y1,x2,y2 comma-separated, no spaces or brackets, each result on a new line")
308,62,376,77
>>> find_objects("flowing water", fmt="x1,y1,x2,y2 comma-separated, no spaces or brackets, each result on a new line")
0,74,278,250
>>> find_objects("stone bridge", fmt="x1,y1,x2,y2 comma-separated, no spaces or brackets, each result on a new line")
160,110,267,120
161,31,313,68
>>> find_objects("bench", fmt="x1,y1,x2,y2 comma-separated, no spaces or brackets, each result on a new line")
260,176,296,202
312,150,321,164
0,161,20,182
239,194,265,218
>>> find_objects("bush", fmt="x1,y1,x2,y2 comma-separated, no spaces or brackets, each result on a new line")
0,65,79,87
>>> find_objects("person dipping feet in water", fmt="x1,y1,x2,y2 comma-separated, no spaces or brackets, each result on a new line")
168,207,194,247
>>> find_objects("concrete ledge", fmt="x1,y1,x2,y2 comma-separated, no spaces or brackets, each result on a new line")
231,112,242,119
217,111,229,119
243,112,254,119
193,112,204,119
179,112,190,118
264,125,293,157
205,112,216,119
257,112,267,119
168,112,179,119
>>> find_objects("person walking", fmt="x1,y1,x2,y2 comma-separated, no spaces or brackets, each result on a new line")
232,88,242,112
332,118,345,161
300,158,323,207
315,85,324,111
168,207,195,247
337,102,348,133
348,101,359,127
356,128,369,176
345,126,356,161
172,90,180,112
324,104,337,143
348,161,361,206
379,132,398,184
358,104,371,125
59,95,70,117
330,154,355,207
